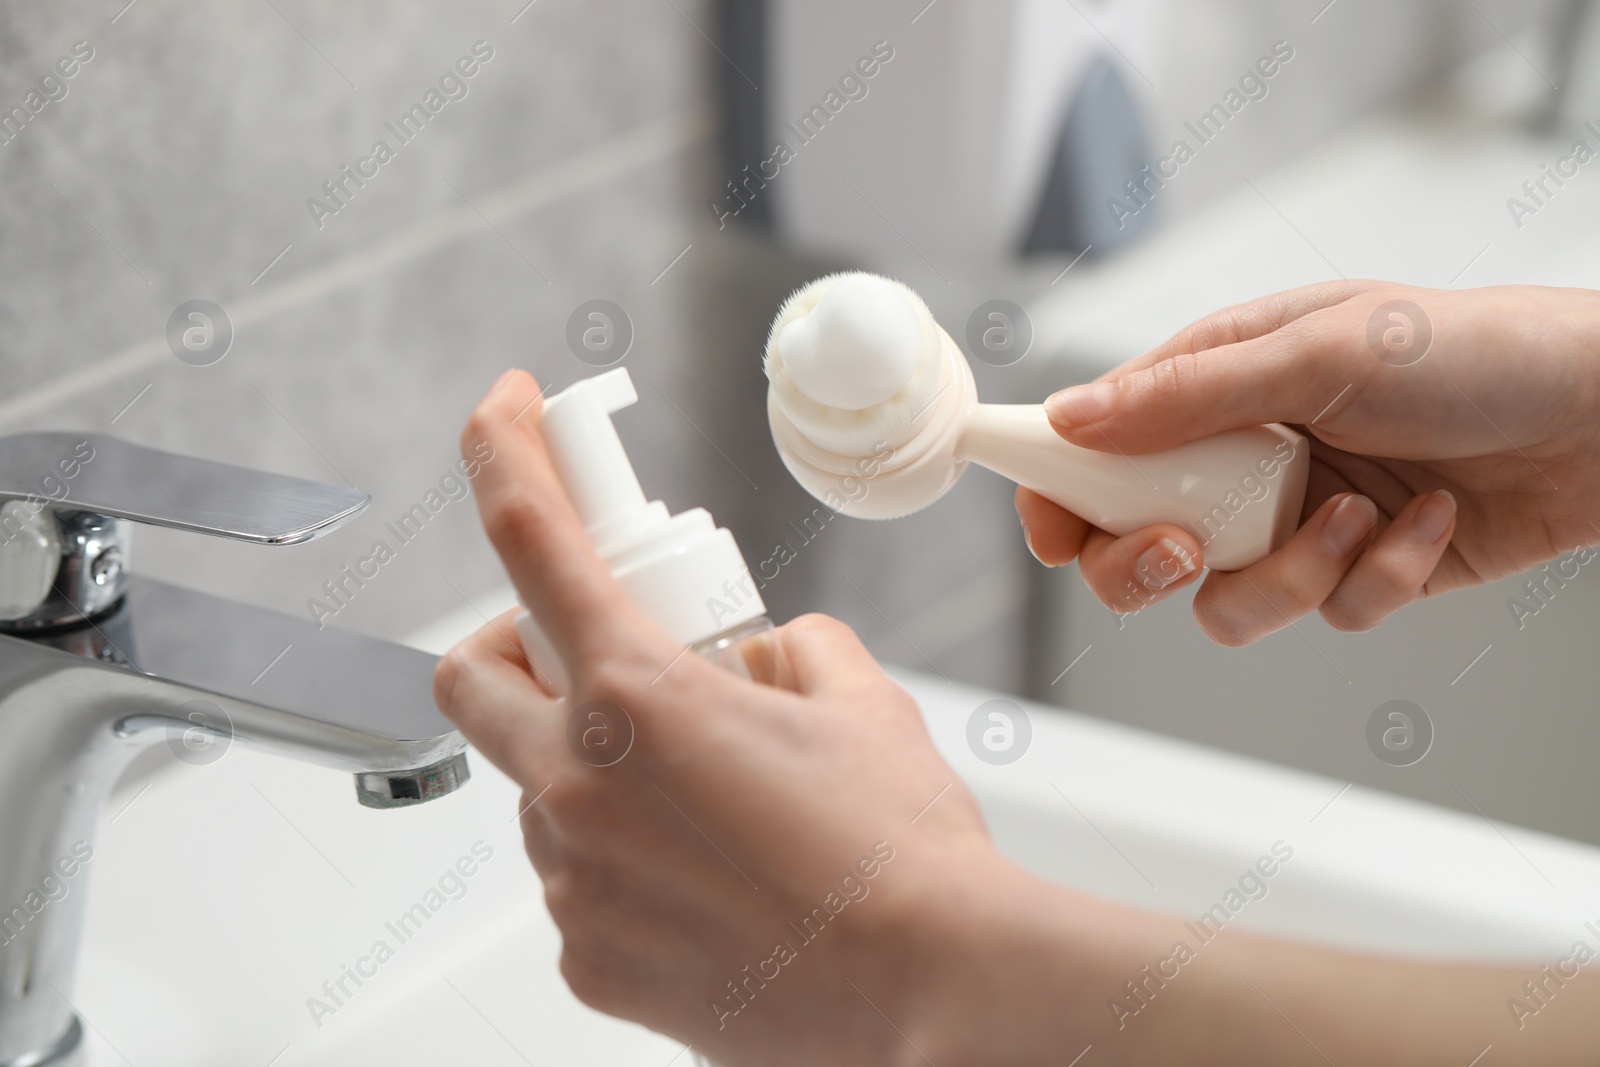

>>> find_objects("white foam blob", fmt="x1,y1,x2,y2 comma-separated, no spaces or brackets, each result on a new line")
777,274,922,411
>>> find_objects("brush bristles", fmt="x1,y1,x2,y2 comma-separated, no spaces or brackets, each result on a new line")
763,271,947,460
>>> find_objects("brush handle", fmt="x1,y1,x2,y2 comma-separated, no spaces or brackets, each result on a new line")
962,405,1309,571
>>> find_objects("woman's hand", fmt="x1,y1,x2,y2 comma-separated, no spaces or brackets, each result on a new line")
433,370,995,1067
1017,281,1600,645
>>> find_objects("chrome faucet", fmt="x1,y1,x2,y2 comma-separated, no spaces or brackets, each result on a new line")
0,432,469,1067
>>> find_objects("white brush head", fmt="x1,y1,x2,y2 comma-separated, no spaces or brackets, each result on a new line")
764,272,975,519
763,272,947,459
775,274,920,410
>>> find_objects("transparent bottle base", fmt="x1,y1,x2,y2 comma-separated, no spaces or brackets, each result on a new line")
692,615,774,678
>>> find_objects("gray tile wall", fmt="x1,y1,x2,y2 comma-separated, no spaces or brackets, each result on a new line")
0,0,695,636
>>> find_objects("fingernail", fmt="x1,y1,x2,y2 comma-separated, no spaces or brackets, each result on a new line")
1022,526,1053,567
1046,380,1116,428
493,368,519,391
1414,489,1456,542
1322,494,1378,556
1135,537,1197,591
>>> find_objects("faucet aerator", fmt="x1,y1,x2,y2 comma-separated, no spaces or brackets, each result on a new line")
355,752,472,808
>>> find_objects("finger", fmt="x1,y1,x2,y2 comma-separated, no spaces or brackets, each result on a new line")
1015,487,1092,566
453,606,570,697
1190,493,1379,646
434,609,563,785
1043,289,1382,454
733,625,798,690
467,606,548,675
1126,281,1371,370
462,370,669,673
1076,524,1204,614
770,613,886,697
1321,490,1457,632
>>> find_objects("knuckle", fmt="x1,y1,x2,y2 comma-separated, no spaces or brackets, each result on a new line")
1172,306,1241,354
881,685,923,724
790,610,841,632
1264,569,1325,616
559,948,628,1014
1195,607,1256,648
572,644,690,742
1140,352,1197,412
431,648,468,712
518,801,558,856
1321,606,1376,632
1319,592,1384,633
479,494,544,556
1293,315,1353,365
579,655,647,709
789,612,858,647
432,639,496,715
1198,306,1247,350
544,859,619,928
459,408,497,463
542,868,590,924
540,774,600,821
1287,308,1379,382
1192,587,1263,647
541,870,575,920
1367,553,1425,599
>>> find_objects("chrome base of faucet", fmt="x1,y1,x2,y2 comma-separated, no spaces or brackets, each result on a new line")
0,1016,80,1067
0,435,467,1065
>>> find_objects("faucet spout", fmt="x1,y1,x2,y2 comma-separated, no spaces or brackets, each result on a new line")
0,573,466,1065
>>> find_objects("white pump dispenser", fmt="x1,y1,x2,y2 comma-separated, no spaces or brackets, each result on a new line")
514,368,768,695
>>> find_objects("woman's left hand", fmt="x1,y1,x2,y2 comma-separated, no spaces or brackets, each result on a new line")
434,370,995,1066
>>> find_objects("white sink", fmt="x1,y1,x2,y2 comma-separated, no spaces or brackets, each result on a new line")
72,589,1600,1064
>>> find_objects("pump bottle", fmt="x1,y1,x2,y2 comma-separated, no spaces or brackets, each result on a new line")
514,368,771,692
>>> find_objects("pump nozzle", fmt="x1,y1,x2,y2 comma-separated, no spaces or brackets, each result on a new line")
540,369,651,543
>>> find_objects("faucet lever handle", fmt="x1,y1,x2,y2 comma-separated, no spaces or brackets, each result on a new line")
0,432,369,546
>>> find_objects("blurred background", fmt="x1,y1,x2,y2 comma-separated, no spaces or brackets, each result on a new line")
4,0,1599,843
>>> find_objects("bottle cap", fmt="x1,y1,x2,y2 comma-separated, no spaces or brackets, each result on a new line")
536,368,765,646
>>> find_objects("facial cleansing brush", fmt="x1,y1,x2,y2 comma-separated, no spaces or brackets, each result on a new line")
764,273,1309,571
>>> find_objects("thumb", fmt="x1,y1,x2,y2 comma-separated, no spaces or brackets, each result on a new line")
1043,314,1369,454
772,613,886,698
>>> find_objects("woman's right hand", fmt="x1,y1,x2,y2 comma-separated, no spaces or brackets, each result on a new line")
1015,281,1600,645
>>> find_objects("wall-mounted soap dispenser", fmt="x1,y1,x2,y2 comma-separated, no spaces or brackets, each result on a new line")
715,0,1160,266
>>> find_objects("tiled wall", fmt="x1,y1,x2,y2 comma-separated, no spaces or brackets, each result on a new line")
0,0,1046,697
0,1,724,642
2,1,1564,709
